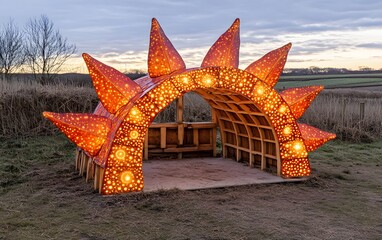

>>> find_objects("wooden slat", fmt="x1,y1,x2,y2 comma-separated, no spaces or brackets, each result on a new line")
211,109,217,157
150,122,178,128
193,129,199,146
160,127,166,149
177,96,184,159
98,167,105,194
94,165,100,190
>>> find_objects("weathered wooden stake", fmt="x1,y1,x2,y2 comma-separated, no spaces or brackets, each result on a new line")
341,99,346,126
176,96,184,159
360,102,365,121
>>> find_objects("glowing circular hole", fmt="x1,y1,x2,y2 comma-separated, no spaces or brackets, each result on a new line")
182,77,189,84
283,126,292,135
121,171,134,184
256,86,264,95
130,108,138,116
130,130,139,139
115,149,126,160
293,142,303,151
279,105,287,113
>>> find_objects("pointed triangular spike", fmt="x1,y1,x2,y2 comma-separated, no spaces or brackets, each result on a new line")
83,53,142,114
43,112,112,156
280,86,323,119
245,43,291,88
148,18,186,78
298,123,336,151
201,18,240,68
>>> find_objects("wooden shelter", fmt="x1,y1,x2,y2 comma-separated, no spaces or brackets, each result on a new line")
44,18,336,195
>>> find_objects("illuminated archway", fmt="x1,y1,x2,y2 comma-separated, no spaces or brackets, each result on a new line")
44,18,335,195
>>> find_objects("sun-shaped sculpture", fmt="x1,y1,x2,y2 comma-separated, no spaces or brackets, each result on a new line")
43,18,335,195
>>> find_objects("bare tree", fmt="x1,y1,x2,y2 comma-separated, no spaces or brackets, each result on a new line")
24,15,76,84
0,19,24,80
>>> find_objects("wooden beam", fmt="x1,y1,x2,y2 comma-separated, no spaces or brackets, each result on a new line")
211,109,217,157
160,127,166,149
177,96,184,159
193,129,199,146
94,165,100,190
98,167,105,194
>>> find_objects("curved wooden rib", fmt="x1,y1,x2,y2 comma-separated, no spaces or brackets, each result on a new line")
280,86,323,119
245,43,291,88
201,18,240,68
83,53,142,114
298,123,336,151
43,112,112,156
93,102,112,118
148,18,186,78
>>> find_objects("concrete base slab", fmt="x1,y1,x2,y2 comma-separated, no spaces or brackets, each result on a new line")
142,157,307,192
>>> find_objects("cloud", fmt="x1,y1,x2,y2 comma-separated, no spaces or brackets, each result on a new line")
2,0,382,71
357,43,382,49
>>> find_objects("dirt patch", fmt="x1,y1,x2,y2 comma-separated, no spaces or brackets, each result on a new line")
1,136,381,239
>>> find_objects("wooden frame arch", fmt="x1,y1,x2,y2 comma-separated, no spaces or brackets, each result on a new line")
44,18,336,195
86,66,308,195
196,88,281,175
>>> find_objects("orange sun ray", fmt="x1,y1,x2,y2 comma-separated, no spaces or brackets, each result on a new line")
43,112,112,156
298,123,336,151
245,43,291,88
148,18,186,78
83,53,142,114
201,18,240,68
280,86,323,119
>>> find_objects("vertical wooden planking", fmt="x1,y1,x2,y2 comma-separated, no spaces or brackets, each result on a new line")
211,109,217,157
177,96,184,159
98,167,105,194
193,128,199,146
160,127,167,149
94,165,100,190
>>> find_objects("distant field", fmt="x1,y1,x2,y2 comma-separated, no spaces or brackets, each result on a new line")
276,73,382,89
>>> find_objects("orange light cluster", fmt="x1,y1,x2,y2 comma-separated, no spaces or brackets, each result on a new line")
282,158,311,177
43,18,336,195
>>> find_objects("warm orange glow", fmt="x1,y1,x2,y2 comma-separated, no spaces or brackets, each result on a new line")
201,18,240,68
115,149,126,160
148,18,186,78
283,126,292,135
279,104,287,114
43,112,111,156
280,86,324,119
44,18,336,195
82,53,142,114
130,130,139,139
245,43,291,88
298,123,336,151
121,171,134,184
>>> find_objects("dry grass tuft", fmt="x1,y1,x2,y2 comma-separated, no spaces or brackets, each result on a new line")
300,89,382,142
1,80,381,142
0,80,98,136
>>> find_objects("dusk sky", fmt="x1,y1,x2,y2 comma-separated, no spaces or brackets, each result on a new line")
2,0,382,73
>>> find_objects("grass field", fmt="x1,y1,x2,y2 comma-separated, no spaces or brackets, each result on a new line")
276,75,382,89
1,135,381,239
